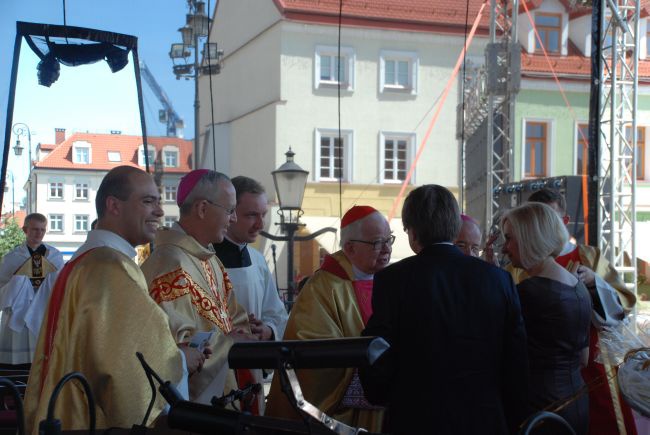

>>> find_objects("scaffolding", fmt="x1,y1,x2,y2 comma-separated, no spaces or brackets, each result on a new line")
596,0,639,293
461,0,520,231
462,0,638,297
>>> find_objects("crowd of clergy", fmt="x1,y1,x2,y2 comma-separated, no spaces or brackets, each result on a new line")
0,165,638,434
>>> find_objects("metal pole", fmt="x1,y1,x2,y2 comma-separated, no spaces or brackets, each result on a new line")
194,31,200,169
11,172,14,216
285,222,297,306
27,128,32,213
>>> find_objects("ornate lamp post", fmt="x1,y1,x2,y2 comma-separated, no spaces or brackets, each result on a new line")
261,149,336,308
169,0,224,168
12,122,33,213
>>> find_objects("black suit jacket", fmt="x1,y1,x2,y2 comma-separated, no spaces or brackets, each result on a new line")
360,244,528,434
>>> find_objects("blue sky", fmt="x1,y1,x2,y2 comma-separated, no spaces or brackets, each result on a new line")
1,0,216,202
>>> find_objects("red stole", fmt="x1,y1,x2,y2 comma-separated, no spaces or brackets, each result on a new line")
320,255,373,326
40,250,92,393
555,245,582,269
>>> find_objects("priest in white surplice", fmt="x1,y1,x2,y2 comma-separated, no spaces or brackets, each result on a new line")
213,176,288,343
0,213,63,367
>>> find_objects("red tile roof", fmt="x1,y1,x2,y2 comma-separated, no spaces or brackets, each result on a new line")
34,133,193,173
1,210,26,228
38,143,56,151
274,0,491,35
274,0,650,79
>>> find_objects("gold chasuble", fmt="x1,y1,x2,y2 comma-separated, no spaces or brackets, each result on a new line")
265,251,384,432
24,247,183,434
141,227,250,403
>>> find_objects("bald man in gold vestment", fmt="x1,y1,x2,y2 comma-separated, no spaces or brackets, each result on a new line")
24,167,197,433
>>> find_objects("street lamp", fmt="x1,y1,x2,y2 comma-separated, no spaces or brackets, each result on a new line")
2,171,15,216
261,149,336,309
12,122,32,213
169,0,224,168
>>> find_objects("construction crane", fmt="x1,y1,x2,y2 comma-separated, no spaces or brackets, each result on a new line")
139,61,184,138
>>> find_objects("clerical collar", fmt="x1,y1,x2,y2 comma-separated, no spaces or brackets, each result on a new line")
73,229,137,261
27,244,47,256
213,237,251,268
352,265,373,281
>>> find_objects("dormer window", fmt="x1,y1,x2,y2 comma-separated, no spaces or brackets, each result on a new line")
535,13,561,54
163,146,179,168
72,141,92,164
138,145,156,167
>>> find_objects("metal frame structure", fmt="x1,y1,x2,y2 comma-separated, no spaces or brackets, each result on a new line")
460,0,519,231
596,0,639,294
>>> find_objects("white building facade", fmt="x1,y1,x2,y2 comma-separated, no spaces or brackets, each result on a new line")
197,0,490,279
31,131,192,259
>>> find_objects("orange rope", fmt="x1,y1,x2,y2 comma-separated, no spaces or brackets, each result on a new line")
387,0,488,221
521,0,590,243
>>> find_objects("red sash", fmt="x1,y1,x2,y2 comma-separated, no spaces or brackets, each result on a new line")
320,255,374,326
40,250,92,393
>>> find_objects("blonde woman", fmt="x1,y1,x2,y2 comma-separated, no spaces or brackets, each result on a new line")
502,202,592,435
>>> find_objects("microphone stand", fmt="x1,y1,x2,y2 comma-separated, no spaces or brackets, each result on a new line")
271,244,280,298
135,352,341,434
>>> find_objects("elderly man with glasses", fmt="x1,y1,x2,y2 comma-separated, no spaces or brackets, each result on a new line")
266,205,392,432
141,169,258,410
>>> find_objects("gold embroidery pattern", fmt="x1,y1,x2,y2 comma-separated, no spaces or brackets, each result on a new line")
150,267,231,332
201,260,233,332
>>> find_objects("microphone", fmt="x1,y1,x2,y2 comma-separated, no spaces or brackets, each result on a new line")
135,352,183,407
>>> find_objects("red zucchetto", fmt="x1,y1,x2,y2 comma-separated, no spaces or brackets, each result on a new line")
341,205,379,228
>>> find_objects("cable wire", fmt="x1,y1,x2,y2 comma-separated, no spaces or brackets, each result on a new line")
460,0,471,212
0,378,25,435
337,0,343,219
44,372,96,435
207,0,218,170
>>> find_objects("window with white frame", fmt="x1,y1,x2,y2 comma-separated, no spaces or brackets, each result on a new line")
315,129,352,182
380,132,415,183
49,182,63,199
107,151,121,162
164,149,179,167
379,50,418,94
314,45,355,90
72,141,92,164
49,214,63,232
74,215,89,232
164,185,177,202
138,145,156,167
75,182,89,200
164,216,177,227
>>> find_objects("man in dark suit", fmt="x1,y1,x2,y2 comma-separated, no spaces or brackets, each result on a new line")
360,184,529,434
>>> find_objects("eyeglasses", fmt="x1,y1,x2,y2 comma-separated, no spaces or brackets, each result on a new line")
204,199,236,216
350,235,396,251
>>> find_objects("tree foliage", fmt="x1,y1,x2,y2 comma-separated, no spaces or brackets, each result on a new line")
0,219,25,258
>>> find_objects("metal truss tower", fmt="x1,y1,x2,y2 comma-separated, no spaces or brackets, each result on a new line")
460,0,519,232
596,0,639,295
